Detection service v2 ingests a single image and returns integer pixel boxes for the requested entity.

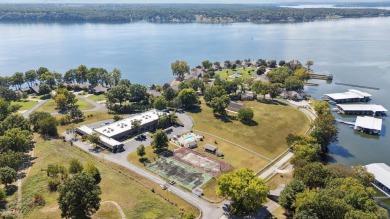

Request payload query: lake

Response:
[1,18,390,168]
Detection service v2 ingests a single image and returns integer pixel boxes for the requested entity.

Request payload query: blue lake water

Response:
[1,17,390,169]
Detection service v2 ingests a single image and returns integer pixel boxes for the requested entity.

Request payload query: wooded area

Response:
[0,4,389,23]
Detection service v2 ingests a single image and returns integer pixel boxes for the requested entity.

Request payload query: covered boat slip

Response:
[324,89,371,103]
[337,104,388,116]
[366,163,390,197]
[354,116,382,135]
[76,125,124,152]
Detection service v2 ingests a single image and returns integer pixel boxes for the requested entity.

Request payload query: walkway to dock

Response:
[335,82,380,90]
[336,119,355,126]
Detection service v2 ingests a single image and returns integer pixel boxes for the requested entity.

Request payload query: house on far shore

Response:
[23,86,40,95]
[241,92,255,101]
[280,90,306,101]
[147,89,162,97]
[226,101,244,113]
[90,85,110,94]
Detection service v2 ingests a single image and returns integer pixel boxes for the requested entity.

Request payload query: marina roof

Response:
[337,104,388,112]
[365,163,390,190]
[94,109,165,137]
[354,116,382,131]
[325,89,371,100]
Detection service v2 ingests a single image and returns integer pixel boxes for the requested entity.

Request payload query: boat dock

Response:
[304,82,319,86]
[335,82,380,90]
[309,73,333,80]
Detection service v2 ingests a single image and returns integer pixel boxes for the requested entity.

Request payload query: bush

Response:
[0,188,6,201]
[113,115,123,121]
[238,108,254,122]
[47,178,61,192]
[32,193,46,206]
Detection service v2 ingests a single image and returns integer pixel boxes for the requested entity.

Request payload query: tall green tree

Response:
[294,162,330,189]
[237,108,254,123]
[285,76,304,91]
[153,96,168,110]
[163,87,177,101]
[25,69,37,87]
[87,133,100,149]
[217,168,269,216]
[69,159,84,174]
[0,114,30,134]
[202,60,213,69]
[306,60,314,70]
[12,72,25,89]
[38,116,58,136]
[279,179,305,213]
[177,88,199,109]
[58,173,101,219]
[83,161,101,184]
[0,166,17,186]
[151,129,168,154]
[171,60,190,81]
[203,85,226,103]
[111,68,122,86]
[210,95,230,117]
[106,85,129,106]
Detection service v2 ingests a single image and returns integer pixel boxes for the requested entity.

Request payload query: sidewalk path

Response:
[22,99,48,118]
[101,201,126,219]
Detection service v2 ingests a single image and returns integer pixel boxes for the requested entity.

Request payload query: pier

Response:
[304,82,319,86]
[309,73,333,80]
[335,82,380,90]
[336,119,355,126]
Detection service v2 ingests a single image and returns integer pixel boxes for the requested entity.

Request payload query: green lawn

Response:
[217,66,258,80]
[11,99,39,111]
[37,98,95,113]
[87,94,107,102]
[21,135,197,219]
[187,101,310,159]
[56,111,115,134]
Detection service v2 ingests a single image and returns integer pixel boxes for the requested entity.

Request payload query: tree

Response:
[267,60,277,68]
[238,108,254,122]
[251,81,269,99]
[77,65,89,84]
[310,113,338,152]
[39,84,52,95]
[279,179,305,212]
[291,143,321,166]
[294,162,330,188]
[306,60,314,70]
[58,173,101,219]
[131,119,142,134]
[55,93,67,110]
[151,129,168,154]
[83,161,101,184]
[25,69,37,87]
[12,72,24,89]
[171,60,190,81]
[0,128,31,152]
[106,85,128,106]
[36,67,49,79]
[267,66,292,84]
[69,159,83,174]
[221,80,238,95]
[38,116,58,136]
[128,84,147,102]
[87,133,100,149]
[285,76,304,91]
[210,95,230,117]
[312,101,330,116]
[177,88,199,109]
[87,68,100,86]
[294,68,310,81]
[217,168,269,216]
[111,68,122,86]
[0,114,30,134]
[69,107,84,122]
[0,99,11,121]
[137,144,146,161]
[256,65,266,75]
[269,83,281,99]
[279,60,286,66]
[163,87,177,101]
[0,87,19,102]
[203,85,226,103]
[40,71,56,86]
[153,96,168,110]
[202,60,212,69]
[113,115,123,121]
[0,151,23,171]
[0,166,17,186]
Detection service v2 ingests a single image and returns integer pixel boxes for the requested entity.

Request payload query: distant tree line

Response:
[0,4,388,24]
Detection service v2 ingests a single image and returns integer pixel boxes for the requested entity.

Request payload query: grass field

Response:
[88,94,107,102]
[11,99,39,111]
[37,98,95,113]
[56,110,114,134]
[267,172,293,190]
[217,67,258,80]
[187,101,310,159]
[21,135,197,219]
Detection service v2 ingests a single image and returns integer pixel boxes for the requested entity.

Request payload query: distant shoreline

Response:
[0,4,389,24]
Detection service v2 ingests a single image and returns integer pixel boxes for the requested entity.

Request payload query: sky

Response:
[2,0,388,4]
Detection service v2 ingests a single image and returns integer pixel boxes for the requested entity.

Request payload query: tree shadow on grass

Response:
[240,120,258,126]
[214,114,234,123]
[258,99,288,106]
[139,158,151,165]
[5,185,17,196]
[185,105,202,114]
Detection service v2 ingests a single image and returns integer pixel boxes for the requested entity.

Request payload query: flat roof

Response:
[77,125,122,147]
[94,109,164,137]
[325,89,371,100]
[337,104,388,112]
[366,163,390,190]
[204,144,218,151]
[354,116,382,131]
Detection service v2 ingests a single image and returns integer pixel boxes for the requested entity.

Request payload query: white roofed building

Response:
[336,104,387,116]
[365,163,390,197]
[324,89,371,103]
[76,125,124,152]
[354,116,382,135]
